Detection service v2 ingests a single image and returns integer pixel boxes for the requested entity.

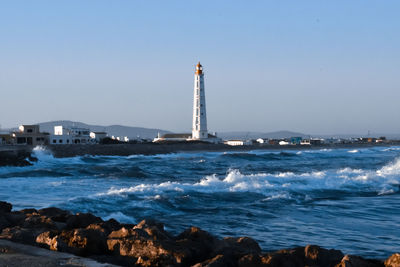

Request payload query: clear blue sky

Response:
[0,1,399,134]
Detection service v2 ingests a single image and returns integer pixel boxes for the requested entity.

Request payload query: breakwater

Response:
[46,142,393,158]
[0,146,35,166]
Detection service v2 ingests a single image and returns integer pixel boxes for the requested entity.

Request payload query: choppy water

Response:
[1,146,400,258]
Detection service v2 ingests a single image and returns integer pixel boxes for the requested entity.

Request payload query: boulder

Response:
[22,214,57,230]
[336,255,384,267]
[0,226,45,245]
[238,254,265,267]
[38,207,72,222]
[4,212,26,226]
[193,254,230,267]
[304,245,344,266]
[107,224,178,266]
[175,226,219,265]
[0,201,12,213]
[36,230,60,250]
[385,253,400,267]
[66,212,103,229]
[216,236,261,259]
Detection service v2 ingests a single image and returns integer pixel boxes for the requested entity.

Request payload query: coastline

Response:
[0,201,398,267]
[47,142,399,158]
[0,142,398,166]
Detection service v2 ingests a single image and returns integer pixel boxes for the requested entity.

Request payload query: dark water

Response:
[1,146,400,258]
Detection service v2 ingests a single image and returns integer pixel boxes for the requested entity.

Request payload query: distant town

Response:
[0,122,398,148]
[1,62,399,160]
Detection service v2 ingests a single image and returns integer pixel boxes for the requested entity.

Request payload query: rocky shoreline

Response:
[0,201,399,267]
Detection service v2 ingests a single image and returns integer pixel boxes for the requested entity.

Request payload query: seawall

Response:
[46,142,397,158]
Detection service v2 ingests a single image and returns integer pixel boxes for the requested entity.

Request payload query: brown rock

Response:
[0,226,45,245]
[304,245,344,266]
[107,224,179,266]
[0,216,11,231]
[336,255,384,267]
[193,254,230,267]
[216,236,261,260]
[22,214,57,230]
[0,201,12,213]
[66,212,103,229]
[57,228,108,256]
[19,208,38,216]
[134,219,171,241]
[385,253,400,267]
[4,212,26,226]
[35,230,59,250]
[38,207,71,222]
[175,226,219,265]
[238,254,265,267]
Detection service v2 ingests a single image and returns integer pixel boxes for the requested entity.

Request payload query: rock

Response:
[175,226,219,265]
[19,208,38,216]
[385,253,400,267]
[66,212,103,229]
[107,225,178,266]
[193,254,230,267]
[216,236,261,259]
[0,226,42,245]
[238,254,265,267]
[59,228,108,256]
[304,245,344,266]
[0,201,12,213]
[22,214,57,230]
[38,207,71,222]
[134,219,171,241]
[336,255,384,267]
[35,230,59,250]
[4,212,26,226]
[36,228,109,256]
[0,216,11,232]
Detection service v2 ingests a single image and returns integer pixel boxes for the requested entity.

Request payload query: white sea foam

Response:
[348,149,359,153]
[98,157,400,200]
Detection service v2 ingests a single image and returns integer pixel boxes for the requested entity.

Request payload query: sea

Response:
[1,146,399,258]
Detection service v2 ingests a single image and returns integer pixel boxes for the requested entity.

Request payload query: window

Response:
[27,129,33,133]
[53,140,56,144]
[59,140,63,143]
[67,140,70,143]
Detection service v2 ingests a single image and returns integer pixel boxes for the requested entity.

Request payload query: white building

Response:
[90,132,107,143]
[256,138,268,144]
[50,126,92,145]
[224,140,252,146]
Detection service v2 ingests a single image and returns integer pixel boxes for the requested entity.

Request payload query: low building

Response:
[90,132,108,143]
[256,138,268,144]
[290,137,302,145]
[0,132,13,145]
[279,140,290,146]
[224,140,252,146]
[153,133,193,142]
[300,139,311,145]
[50,126,92,145]
[153,133,221,143]
[12,125,49,146]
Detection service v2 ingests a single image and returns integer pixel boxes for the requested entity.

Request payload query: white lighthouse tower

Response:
[192,62,208,140]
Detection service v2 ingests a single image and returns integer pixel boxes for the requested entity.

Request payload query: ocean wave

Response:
[98,157,400,200]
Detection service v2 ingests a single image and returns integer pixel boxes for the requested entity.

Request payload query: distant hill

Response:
[218,131,309,140]
[38,120,170,140]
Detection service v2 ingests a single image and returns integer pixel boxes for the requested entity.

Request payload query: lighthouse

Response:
[192,62,208,140]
